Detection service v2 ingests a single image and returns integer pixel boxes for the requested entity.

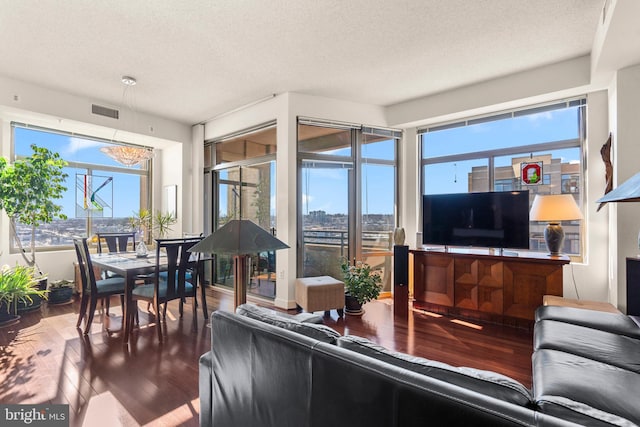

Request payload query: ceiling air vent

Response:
[92,104,119,119]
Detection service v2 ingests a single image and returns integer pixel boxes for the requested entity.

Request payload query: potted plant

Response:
[0,264,48,326]
[0,144,68,274]
[341,259,383,315]
[47,279,74,305]
[128,209,177,254]
[152,210,177,238]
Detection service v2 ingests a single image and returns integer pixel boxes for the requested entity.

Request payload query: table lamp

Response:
[529,194,583,256]
[189,219,289,308]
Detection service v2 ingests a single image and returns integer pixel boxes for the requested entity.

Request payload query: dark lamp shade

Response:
[188,219,289,255]
[596,171,640,204]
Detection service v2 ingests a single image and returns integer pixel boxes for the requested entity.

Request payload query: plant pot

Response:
[0,302,20,328]
[15,277,47,313]
[48,286,73,305]
[345,293,364,316]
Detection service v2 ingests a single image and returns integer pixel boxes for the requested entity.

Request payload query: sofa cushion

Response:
[534,320,640,373]
[337,335,532,407]
[235,303,340,344]
[535,305,640,339]
[533,349,640,426]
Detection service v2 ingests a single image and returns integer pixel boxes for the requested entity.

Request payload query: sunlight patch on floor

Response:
[411,308,443,318]
[450,319,484,330]
[142,397,199,426]
[83,391,134,427]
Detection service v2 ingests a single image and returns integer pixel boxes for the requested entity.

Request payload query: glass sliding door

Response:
[298,122,354,279]
[243,161,277,297]
[213,162,277,298]
[214,167,241,288]
[360,133,397,292]
[207,122,277,299]
[298,121,400,288]
[300,160,351,279]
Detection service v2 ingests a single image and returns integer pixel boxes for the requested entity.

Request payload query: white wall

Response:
[610,64,640,312]
[386,56,594,128]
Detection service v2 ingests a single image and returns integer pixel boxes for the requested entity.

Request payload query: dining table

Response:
[90,251,208,343]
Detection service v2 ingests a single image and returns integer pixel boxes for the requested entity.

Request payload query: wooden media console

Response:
[409,248,570,326]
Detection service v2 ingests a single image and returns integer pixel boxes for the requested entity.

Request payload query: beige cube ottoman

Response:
[295,276,345,317]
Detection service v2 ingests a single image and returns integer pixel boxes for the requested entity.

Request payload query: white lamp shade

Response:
[529,194,583,222]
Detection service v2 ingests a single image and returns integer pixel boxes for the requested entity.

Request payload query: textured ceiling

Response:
[0,0,603,125]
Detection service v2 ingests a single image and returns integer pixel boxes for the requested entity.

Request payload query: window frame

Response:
[9,122,152,253]
[419,99,586,260]
[296,118,401,279]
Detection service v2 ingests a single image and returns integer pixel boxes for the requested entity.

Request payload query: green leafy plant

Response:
[153,211,177,238]
[128,209,153,236]
[340,259,382,305]
[128,209,177,240]
[0,265,48,315]
[0,145,68,272]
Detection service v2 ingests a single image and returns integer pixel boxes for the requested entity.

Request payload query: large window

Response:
[297,119,400,292]
[11,124,151,251]
[420,99,585,257]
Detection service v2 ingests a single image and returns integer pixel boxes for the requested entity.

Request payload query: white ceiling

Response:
[0,0,604,125]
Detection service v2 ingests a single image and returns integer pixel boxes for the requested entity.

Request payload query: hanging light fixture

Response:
[100,75,154,167]
[100,145,153,166]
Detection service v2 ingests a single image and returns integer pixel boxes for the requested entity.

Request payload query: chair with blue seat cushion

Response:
[74,238,126,335]
[95,232,136,313]
[130,237,203,340]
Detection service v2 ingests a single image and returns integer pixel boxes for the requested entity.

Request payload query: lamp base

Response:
[233,255,249,308]
[544,223,565,256]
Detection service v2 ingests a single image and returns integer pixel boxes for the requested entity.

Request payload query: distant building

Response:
[469,155,581,254]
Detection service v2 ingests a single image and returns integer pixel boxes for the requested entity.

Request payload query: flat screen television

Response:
[422,191,530,249]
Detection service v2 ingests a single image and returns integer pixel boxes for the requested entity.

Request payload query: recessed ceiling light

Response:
[121,76,137,86]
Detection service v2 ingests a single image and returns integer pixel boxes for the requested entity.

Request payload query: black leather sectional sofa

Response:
[533,305,640,426]
[199,304,640,426]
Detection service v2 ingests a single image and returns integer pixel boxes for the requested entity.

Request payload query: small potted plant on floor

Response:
[0,264,48,326]
[341,259,382,315]
[47,279,74,305]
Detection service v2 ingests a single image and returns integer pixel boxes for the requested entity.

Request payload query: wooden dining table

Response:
[90,251,208,343]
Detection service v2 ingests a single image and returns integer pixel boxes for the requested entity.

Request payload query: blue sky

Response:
[423,107,581,195]
[301,137,396,216]
[14,127,143,218]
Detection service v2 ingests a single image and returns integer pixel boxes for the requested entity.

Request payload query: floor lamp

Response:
[189,219,289,309]
[596,171,640,204]
[597,171,640,251]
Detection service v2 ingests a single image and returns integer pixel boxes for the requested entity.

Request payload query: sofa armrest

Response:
[199,351,213,427]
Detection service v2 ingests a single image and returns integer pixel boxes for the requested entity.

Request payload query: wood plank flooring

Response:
[0,288,533,427]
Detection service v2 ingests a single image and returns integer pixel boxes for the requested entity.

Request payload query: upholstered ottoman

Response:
[295,276,344,317]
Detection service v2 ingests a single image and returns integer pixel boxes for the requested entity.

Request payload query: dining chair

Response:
[95,232,136,313]
[130,237,203,340]
[96,232,136,254]
[74,238,126,335]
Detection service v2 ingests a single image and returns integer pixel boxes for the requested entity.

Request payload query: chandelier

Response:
[100,145,153,167]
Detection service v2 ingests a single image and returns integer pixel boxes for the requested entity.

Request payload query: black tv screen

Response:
[422,191,530,249]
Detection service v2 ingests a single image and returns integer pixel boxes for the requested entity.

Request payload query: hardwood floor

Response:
[0,288,533,426]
